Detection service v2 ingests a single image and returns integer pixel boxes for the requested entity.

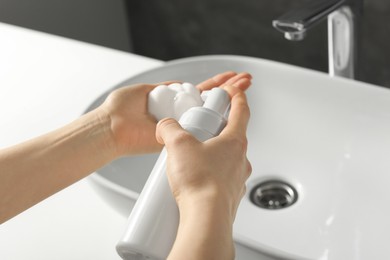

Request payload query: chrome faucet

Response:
[273,0,362,79]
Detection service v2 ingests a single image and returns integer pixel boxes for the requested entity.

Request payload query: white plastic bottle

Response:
[116,87,231,260]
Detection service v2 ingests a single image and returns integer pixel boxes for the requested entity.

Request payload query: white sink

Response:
[86,55,390,260]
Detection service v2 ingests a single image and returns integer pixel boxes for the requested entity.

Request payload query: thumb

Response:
[156,118,198,148]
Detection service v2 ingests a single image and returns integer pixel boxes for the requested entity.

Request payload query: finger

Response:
[196,71,237,91]
[230,78,252,91]
[154,80,182,86]
[221,83,244,98]
[221,78,251,97]
[220,72,252,91]
[221,86,250,138]
[156,118,199,148]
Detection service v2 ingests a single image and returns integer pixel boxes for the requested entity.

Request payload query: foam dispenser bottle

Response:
[116,87,231,260]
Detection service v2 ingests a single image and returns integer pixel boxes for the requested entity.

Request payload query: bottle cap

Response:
[202,88,230,115]
[202,88,230,116]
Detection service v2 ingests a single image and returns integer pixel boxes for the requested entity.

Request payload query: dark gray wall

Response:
[0,0,131,52]
[0,0,389,88]
[126,0,390,88]
[359,0,390,87]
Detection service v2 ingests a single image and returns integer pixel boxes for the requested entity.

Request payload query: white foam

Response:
[148,83,204,121]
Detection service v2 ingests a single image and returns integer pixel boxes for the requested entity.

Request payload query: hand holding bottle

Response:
[99,71,251,156]
[156,85,252,260]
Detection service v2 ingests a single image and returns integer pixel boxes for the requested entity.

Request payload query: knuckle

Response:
[246,159,252,178]
[246,103,251,119]
[236,94,250,117]
[242,136,249,150]
[243,185,247,196]
[228,135,248,154]
[240,102,251,119]
[158,117,176,127]
[240,185,247,199]
[171,131,192,146]
[156,118,180,144]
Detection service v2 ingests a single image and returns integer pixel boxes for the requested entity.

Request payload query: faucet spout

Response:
[273,0,346,41]
[272,0,357,79]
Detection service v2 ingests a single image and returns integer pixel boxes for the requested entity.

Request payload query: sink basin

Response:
[86,55,390,260]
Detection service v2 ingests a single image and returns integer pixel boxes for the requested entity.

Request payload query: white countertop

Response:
[0,22,163,260]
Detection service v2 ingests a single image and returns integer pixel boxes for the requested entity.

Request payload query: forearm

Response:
[0,108,116,223]
[168,194,235,260]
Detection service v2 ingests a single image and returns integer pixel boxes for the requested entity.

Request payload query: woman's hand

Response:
[156,85,251,260]
[99,71,251,157]
[157,84,251,221]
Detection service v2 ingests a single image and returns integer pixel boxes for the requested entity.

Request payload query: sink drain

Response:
[250,180,298,209]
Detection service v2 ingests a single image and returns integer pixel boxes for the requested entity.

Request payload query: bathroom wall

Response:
[0,0,131,52]
[125,0,390,88]
[0,0,389,88]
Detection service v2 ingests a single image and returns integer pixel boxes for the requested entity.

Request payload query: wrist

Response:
[176,185,239,222]
[169,193,235,260]
[179,193,234,227]
[90,107,120,159]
